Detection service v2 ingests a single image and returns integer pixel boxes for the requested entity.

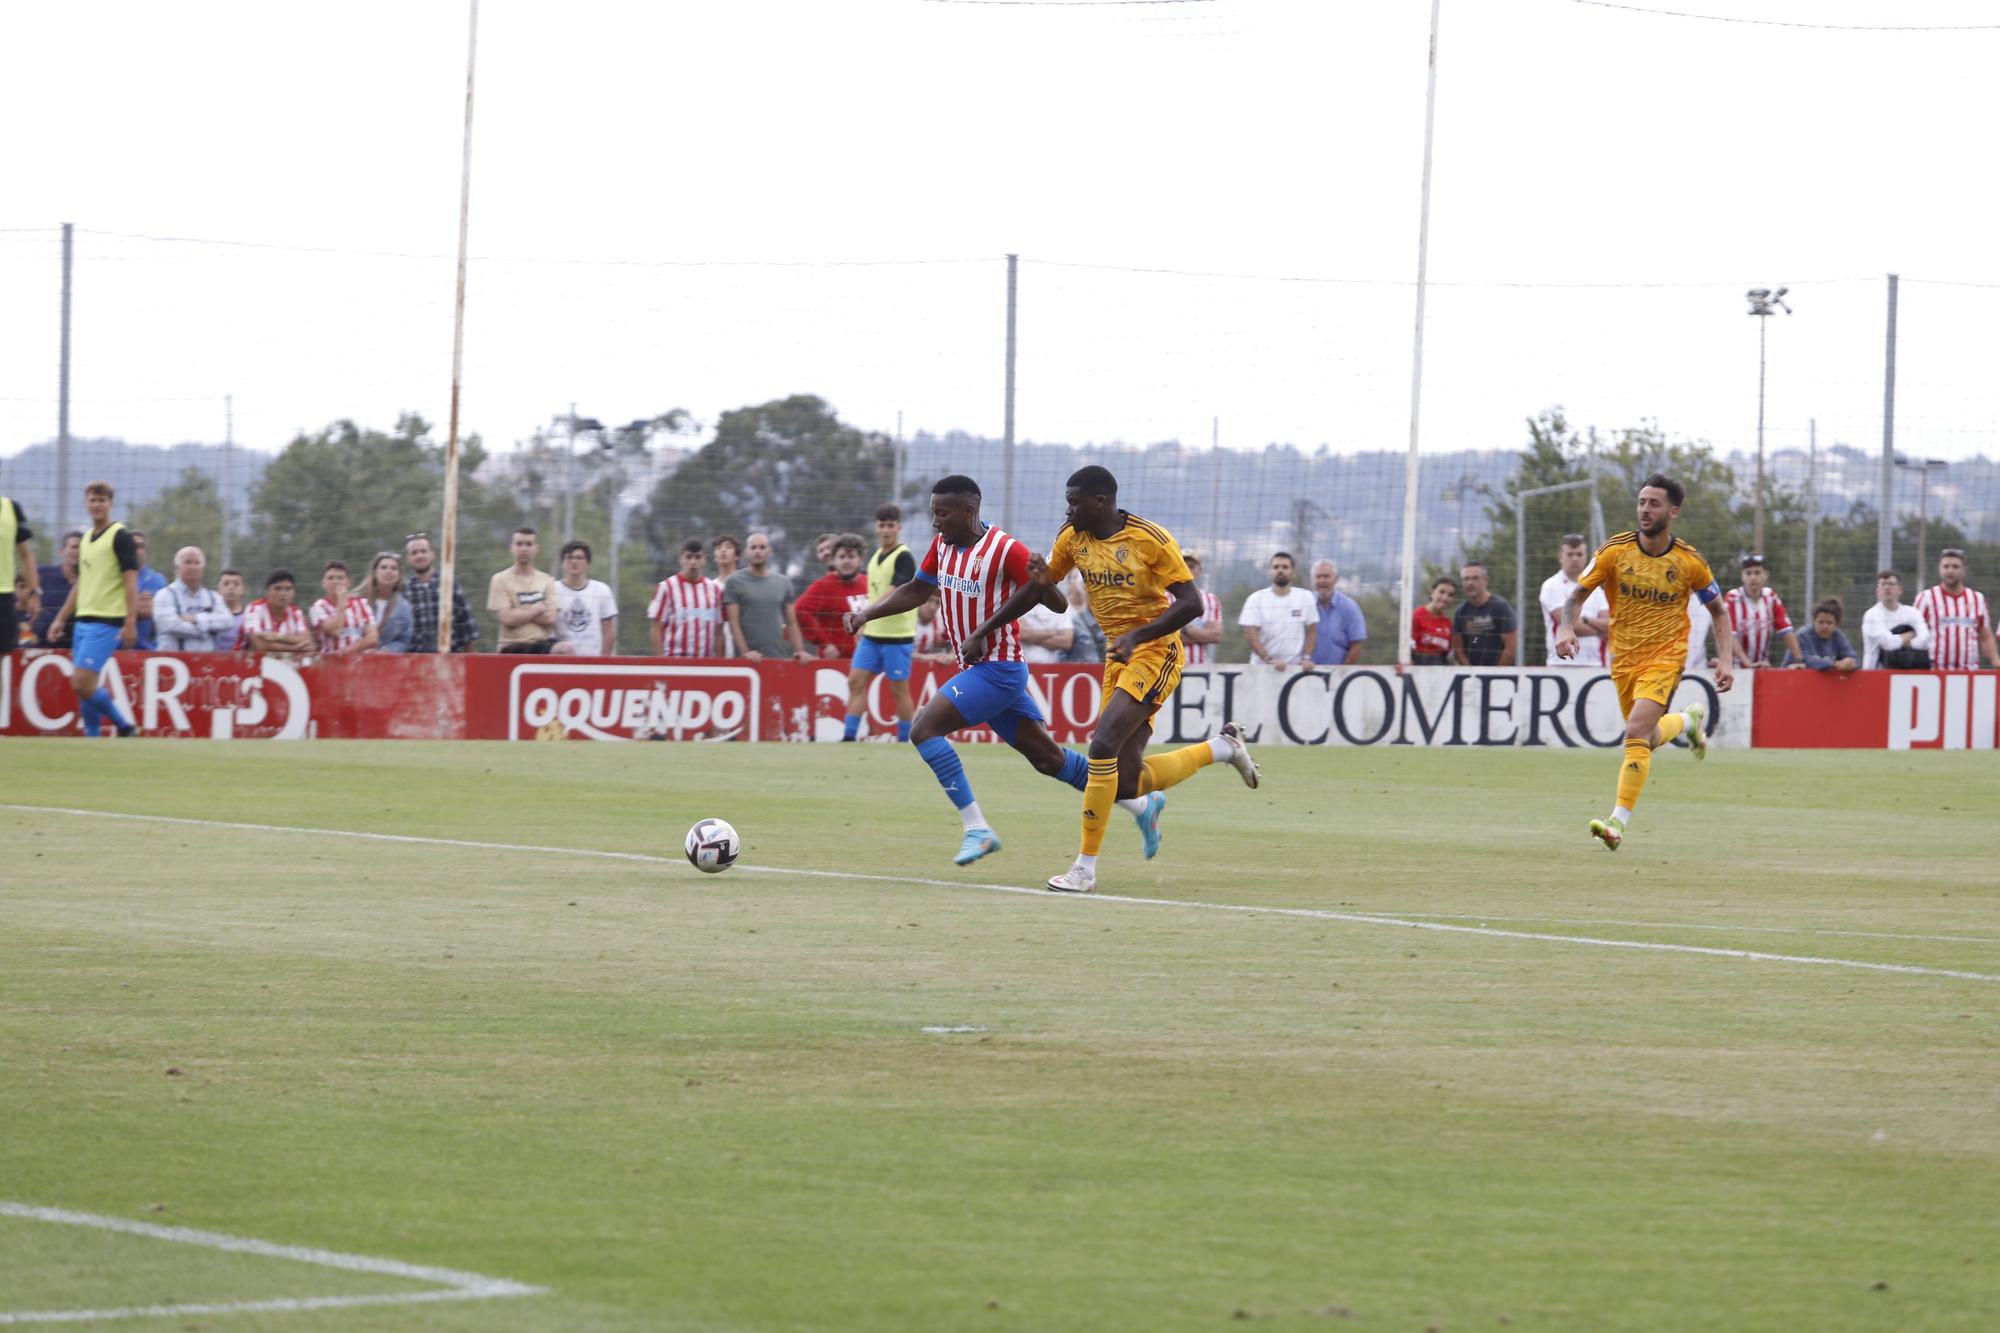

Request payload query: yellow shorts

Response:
[1102,637,1184,723]
[1611,655,1683,718]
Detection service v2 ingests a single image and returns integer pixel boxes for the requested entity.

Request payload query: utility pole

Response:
[1745,285,1792,555]
[1396,0,1442,669]
[1802,418,1816,612]
[1002,253,1018,533]
[221,393,234,567]
[1208,416,1222,558]
[57,222,73,534]
[893,409,904,507]
[434,0,480,653]
[1876,274,1899,573]
[563,401,577,541]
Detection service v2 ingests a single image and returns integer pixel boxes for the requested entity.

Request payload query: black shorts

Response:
[498,639,555,655]
[0,593,17,654]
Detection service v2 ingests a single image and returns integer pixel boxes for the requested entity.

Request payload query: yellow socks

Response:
[1137,742,1215,795]
[1616,737,1652,812]
[1653,712,1687,747]
[1081,758,1120,856]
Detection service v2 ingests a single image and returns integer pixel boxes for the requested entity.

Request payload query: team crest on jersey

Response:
[1665,566,1678,583]
[1114,545,1129,565]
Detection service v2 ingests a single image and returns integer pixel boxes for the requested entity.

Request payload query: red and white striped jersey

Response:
[919,525,1032,667]
[309,595,375,652]
[1914,584,1991,671]
[1184,588,1223,665]
[649,574,725,657]
[1724,587,1792,665]
[238,598,308,647]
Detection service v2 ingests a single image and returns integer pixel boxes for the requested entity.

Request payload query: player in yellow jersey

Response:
[963,465,1259,893]
[1555,472,1737,850]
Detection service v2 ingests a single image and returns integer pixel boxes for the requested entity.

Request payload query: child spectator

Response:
[240,570,314,653]
[311,560,378,654]
[1411,576,1456,665]
[1794,598,1857,675]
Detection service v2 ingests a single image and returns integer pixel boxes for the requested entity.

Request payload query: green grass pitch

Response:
[2,739,1996,1331]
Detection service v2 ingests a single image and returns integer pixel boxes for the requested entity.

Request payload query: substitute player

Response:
[843,504,919,742]
[1554,472,1735,850]
[966,465,1258,894]
[845,475,1158,866]
[45,480,139,737]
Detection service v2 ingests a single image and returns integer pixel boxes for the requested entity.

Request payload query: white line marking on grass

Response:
[0,1202,543,1325]
[8,803,1998,986]
[1347,912,2000,947]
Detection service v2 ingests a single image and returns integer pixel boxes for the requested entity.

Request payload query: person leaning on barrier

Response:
[1861,570,1932,670]
[1308,559,1366,666]
[216,568,248,650]
[1451,561,1517,667]
[152,546,237,652]
[1794,598,1858,675]
[1238,552,1315,669]
[1913,548,1998,671]
[402,531,480,653]
[239,569,314,654]
[488,527,560,655]
[1411,576,1456,665]
[355,551,415,653]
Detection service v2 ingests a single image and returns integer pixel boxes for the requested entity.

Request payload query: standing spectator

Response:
[355,552,415,653]
[127,529,168,650]
[846,504,920,742]
[797,532,839,599]
[1914,548,1998,670]
[1794,598,1858,674]
[796,533,870,659]
[403,531,479,653]
[1539,535,1609,667]
[1723,553,1800,669]
[1861,570,1933,670]
[153,546,236,652]
[1411,576,1457,665]
[1451,561,1517,667]
[1018,589,1076,664]
[913,595,951,662]
[311,560,378,654]
[216,568,248,651]
[1238,552,1316,668]
[552,539,618,656]
[1308,559,1367,666]
[1180,552,1224,665]
[724,532,809,662]
[32,529,81,647]
[711,534,741,656]
[0,492,37,656]
[240,570,314,653]
[650,540,726,658]
[488,527,560,655]
[1061,574,1107,664]
[45,482,139,736]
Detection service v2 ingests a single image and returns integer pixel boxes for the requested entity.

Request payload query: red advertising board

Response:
[1751,669,1999,749]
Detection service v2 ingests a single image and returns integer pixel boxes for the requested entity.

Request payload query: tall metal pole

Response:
[1917,466,1930,581]
[1396,0,1442,670]
[1208,416,1222,557]
[1002,253,1018,533]
[893,408,904,506]
[562,401,576,541]
[220,393,234,568]
[1753,313,1767,554]
[57,222,73,535]
[1803,418,1816,613]
[1876,273,1898,573]
[435,0,480,653]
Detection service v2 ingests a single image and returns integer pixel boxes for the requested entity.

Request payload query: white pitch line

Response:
[1348,911,2000,947]
[0,1202,542,1325]
[6,803,1998,985]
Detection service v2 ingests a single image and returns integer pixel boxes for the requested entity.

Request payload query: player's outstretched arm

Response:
[843,578,929,637]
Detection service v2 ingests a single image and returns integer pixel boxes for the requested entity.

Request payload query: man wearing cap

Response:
[1722,553,1800,669]
[1539,535,1609,667]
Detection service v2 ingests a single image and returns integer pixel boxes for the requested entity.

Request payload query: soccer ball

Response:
[683,818,741,874]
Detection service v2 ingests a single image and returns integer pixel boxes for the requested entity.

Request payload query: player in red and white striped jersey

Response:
[1722,553,1799,668]
[309,560,378,653]
[237,569,313,652]
[648,539,726,658]
[844,475,1150,866]
[1913,549,1999,671]
[1180,552,1224,666]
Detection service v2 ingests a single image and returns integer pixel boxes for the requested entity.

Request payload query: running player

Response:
[844,475,1158,866]
[44,480,139,737]
[1554,472,1735,850]
[965,465,1258,894]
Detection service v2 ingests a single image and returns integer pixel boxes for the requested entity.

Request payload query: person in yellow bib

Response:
[966,465,1259,894]
[1555,472,1737,849]
[844,503,919,742]
[0,491,40,655]
[45,480,139,737]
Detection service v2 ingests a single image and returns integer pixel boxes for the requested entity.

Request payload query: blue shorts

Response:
[72,621,124,674]
[938,660,1045,745]
[852,637,913,681]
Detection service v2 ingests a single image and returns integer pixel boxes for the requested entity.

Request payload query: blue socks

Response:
[77,688,131,736]
[79,692,100,735]
[896,719,911,742]
[843,714,861,741]
[1057,747,1089,791]
[915,736,975,810]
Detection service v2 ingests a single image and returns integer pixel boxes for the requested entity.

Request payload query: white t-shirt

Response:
[1019,602,1075,665]
[553,578,617,652]
[1861,601,1932,669]
[1238,586,1313,662]
[1539,569,1609,667]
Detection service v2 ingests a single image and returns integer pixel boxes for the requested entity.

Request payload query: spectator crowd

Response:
[7,486,1997,675]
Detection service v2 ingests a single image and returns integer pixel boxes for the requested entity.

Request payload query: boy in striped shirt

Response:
[1722,553,1799,669]
[1913,549,1998,671]
[649,540,726,658]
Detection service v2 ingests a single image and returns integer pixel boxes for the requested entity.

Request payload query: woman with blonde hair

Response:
[356,550,415,652]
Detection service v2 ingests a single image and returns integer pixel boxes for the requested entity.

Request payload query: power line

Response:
[69,229,995,268]
[1023,257,1883,290]
[1569,0,2000,31]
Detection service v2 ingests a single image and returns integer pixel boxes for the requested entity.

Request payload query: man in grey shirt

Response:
[723,532,809,661]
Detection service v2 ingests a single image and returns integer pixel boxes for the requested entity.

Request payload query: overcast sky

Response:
[3,0,1997,468]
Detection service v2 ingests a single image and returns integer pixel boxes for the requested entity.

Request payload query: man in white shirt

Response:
[1861,569,1934,669]
[552,539,618,655]
[1238,551,1315,668]
[1538,534,1609,667]
[153,545,237,652]
[1018,597,1075,664]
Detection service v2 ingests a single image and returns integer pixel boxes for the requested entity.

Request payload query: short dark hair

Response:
[560,540,591,562]
[219,567,241,579]
[265,569,295,588]
[1640,472,1686,507]
[932,474,981,499]
[1813,597,1843,622]
[711,534,739,554]
[84,480,114,500]
[1271,551,1295,565]
[681,538,705,557]
[1560,533,1587,548]
[1432,575,1459,592]
[62,529,83,546]
[834,532,867,556]
[323,560,348,575]
[875,503,901,523]
[1877,569,1900,582]
[512,526,537,540]
[1066,465,1117,498]
[1461,561,1487,575]
[815,531,837,552]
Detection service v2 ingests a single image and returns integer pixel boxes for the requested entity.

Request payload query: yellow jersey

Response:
[1577,531,1720,667]
[1044,512,1194,643]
